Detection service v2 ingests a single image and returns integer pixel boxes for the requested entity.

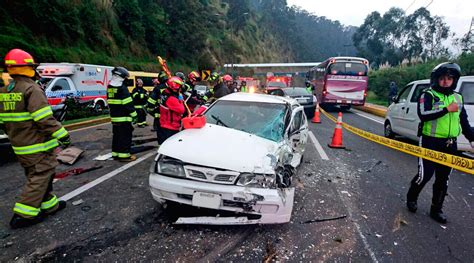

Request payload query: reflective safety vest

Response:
[306,86,312,93]
[131,86,148,108]
[107,83,137,122]
[241,86,247,92]
[422,89,463,138]
[0,76,68,155]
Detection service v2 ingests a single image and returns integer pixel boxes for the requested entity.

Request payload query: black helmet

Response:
[305,80,311,86]
[158,71,168,83]
[209,72,219,82]
[430,62,461,90]
[241,80,247,85]
[175,71,186,82]
[112,67,130,79]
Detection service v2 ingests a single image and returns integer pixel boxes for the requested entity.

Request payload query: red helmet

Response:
[188,71,201,82]
[223,74,233,82]
[166,76,184,91]
[4,49,38,67]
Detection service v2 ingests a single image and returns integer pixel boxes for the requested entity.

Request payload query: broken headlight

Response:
[236,173,276,188]
[156,156,186,178]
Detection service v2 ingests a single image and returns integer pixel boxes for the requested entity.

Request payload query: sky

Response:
[287,0,473,40]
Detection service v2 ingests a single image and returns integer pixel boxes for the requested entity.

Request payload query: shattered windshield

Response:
[204,100,287,142]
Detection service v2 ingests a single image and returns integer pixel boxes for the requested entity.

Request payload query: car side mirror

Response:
[391,96,398,103]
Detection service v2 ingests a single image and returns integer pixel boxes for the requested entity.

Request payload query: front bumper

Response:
[149,172,295,224]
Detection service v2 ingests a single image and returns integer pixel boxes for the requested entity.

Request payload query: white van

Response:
[37,63,113,111]
[384,76,474,153]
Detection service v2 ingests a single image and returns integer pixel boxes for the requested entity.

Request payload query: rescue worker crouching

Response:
[107,67,138,162]
[159,76,186,144]
[406,62,474,224]
[0,49,69,229]
[131,78,148,128]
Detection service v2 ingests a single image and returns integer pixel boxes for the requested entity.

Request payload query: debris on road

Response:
[72,199,84,206]
[301,215,347,224]
[262,242,277,263]
[440,225,447,230]
[366,160,382,172]
[55,165,103,179]
[333,237,343,243]
[361,214,368,219]
[375,234,382,238]
[340,190,351,197]
[94,153,113,161]
[56,147,84,165]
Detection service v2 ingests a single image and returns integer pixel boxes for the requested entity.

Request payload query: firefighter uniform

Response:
[131,82,148,127]
[0,49,69,228]
[107,67,137,161]
[406,62,474,224]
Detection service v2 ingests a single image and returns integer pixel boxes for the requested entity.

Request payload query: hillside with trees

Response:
[0,0,356,71]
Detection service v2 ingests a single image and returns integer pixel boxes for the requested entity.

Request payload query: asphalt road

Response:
[0,112,472,262]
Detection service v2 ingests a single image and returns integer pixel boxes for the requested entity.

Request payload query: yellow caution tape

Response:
[320,108,474,175]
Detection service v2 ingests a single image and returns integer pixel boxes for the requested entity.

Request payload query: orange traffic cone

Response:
[328,112,345,149]
[311,103,321,123]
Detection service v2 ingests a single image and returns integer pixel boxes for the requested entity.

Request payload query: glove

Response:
[58,135,71,148]
[178,94,184,101]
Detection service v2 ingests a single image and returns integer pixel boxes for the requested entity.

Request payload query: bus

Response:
[306,56,369,110]
[126,71,159,93]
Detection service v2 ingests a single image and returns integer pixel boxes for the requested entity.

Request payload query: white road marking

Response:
[351,109,384,125]
[60,151,156,201]
[68,122,109,133]
[309,131,329,160]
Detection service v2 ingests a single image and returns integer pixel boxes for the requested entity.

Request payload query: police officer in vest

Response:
[1,49,69,228]
[107,67,137,162]
[406,62,474,223]
[305,80,314,94]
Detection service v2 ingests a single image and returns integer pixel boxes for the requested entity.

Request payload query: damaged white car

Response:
[149,93,308,224]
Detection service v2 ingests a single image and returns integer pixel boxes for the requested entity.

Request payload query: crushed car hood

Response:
[158,124,281,173]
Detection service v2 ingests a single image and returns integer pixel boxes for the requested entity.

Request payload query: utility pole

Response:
[461,17,474,52]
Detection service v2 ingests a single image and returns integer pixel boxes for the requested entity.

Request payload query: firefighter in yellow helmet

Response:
[0,49,70,229]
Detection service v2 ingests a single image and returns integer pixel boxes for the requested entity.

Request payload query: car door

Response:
[389,84,412,134]
[400,83,430,140]
[287,107,306,167]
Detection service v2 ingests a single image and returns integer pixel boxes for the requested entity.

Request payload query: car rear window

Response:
[328,62,368,76]
[284,88,310,96]
[460,82,474,105]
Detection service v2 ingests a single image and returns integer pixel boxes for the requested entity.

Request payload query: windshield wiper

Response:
[211,115,229,127]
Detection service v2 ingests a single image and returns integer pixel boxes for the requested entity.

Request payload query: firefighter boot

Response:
[430,189,447,224]
[118,154,137,162]
[45,200,67,216]
[10,213,45,229]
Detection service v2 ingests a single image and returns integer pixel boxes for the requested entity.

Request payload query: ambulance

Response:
[37,63,113,111]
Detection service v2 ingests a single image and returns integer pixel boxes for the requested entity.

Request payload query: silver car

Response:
[384,76,474,153]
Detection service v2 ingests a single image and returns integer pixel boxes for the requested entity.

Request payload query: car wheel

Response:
[94,101,106,114]
[384,121,396,138]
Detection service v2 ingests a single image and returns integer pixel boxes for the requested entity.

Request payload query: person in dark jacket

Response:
[147,72,168,142]
[131,78,148,127]
[159,76,186,144]
[406,62,474,224]
[107,67,137,162]
[207,72,229,102]
[388,81,398,106]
